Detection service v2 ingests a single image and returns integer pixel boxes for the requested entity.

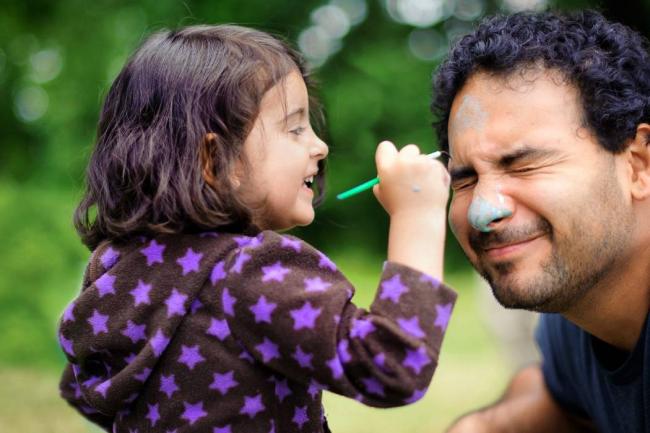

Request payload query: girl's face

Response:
[240,70,328,231]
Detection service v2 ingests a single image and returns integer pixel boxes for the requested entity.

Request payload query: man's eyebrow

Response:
[449,147,559,182]
[449,165,477,183]
[497,146,557,168]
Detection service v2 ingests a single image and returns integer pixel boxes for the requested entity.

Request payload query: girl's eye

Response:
[290,126,306,136]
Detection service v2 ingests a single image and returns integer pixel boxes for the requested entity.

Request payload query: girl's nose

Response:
[467,183,513,232]
[311,136,329,159]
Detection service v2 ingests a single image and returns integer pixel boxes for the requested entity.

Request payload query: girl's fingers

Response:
[375,140,398,171]
[399,144,420,157]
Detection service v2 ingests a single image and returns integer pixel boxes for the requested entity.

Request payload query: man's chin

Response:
[480,267,556,311]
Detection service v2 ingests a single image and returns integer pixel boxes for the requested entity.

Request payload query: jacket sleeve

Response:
[219,230,457,407]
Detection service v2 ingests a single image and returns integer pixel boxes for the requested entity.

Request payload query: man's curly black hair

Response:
[432,10,650,154]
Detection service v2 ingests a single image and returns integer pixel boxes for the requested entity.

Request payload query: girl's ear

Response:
[626,123,650,200]
[200,133,220,189]
[201,132,243,190]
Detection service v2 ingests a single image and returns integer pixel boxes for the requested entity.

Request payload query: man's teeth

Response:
[304,176,314,185]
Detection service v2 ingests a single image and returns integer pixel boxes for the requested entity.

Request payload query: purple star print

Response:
[419,273,440,287]
[95,273,116,297]
[210,371,238,395]
[100,246,120,269]
[293,345,313,369]
[62,302,75,323]
[362,377,385,397]
[165,288,188,318]
[130,280,152,306]
[350,318,375,339]
[181,401,207,425]
[292,406,309,428]
[134,367,152,382]
[213,426,232,433]
[290,302,322,330]
[179,345,205,370]
[146,403,160,427]
[261,262,291,283]
[190,298,203,314]
[405,387,428,404]
[88,309,109,335]
[177,248,203,275]
[327,356,343,379]
[150,329,170,357]
[255,337,280,363]
[304,276,331,293]
[121,320,147,343]
[337,339,351,363]
[160,374,179,398]
[211,260,227,285]
[250,295,277,324]
[222,288,236,316]
[234,235,261,248]
[95,379,111,398]
[82,375,100,388]
[318,252,337,271]
[380,274,408,303]
[207,318,230,341]
[398,316,425,339]
[403,346,431,374]
[281,236,302,252]
[240,394,265,418]
[239,343,255,363]
[141,240,165,266]
[434,303,452,330]
[273,377,292,402]
[307,379,324,398]
[231,251,251,273]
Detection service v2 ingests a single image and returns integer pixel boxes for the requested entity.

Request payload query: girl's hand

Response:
[372,141,450,218]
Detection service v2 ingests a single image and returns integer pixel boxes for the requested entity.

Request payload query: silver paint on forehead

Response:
[452,95,488,134]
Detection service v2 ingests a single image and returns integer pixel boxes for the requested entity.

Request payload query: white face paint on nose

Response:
[467,189,512,232]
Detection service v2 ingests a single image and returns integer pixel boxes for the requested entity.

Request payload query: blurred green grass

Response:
[0,181,510,432]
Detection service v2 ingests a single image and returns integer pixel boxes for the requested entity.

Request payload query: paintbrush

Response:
[336,150,444,200]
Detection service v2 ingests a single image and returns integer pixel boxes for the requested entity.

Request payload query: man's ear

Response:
[626,123,650,200]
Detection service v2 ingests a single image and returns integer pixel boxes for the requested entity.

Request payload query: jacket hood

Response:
[58,233,229,420]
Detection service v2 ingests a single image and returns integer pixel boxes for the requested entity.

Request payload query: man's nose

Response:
[467,182,513,232]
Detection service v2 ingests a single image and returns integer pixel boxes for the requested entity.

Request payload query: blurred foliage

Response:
[1,0,649,369]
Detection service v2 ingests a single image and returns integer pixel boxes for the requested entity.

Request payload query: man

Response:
[431,10,650,433]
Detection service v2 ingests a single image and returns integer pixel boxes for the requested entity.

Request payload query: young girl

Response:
[58,25,456,433]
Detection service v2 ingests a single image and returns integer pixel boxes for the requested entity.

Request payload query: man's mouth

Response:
[477,234,546,262]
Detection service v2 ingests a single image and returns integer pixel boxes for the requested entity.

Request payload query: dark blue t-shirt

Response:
[536,312,650,432]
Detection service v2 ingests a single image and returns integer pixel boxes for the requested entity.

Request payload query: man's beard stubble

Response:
[469,209,630,314]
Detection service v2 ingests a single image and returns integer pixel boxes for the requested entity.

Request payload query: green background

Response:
[1,0,648,431]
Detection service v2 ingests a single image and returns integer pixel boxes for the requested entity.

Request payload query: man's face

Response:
[447,70,635,313]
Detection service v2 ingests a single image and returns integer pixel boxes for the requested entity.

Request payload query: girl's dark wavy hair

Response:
[75,25,327,250]
[432,10,650,153]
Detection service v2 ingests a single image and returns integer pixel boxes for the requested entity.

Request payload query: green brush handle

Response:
[336,151,442,200]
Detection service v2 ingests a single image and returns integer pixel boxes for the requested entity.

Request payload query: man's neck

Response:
[564,245,650,352]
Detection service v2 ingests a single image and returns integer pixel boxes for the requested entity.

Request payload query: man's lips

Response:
[481,234,545,258]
